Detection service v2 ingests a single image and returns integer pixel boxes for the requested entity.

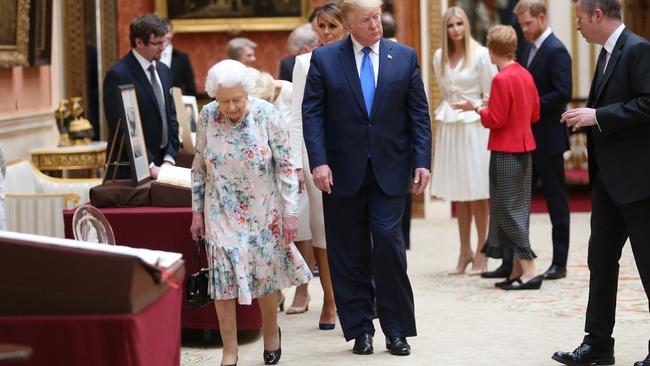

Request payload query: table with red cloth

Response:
[63,206,262,330]
[0,287,181,366]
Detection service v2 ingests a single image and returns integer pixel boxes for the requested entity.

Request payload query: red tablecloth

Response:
[63,206,262,330]
[0,287,182,366]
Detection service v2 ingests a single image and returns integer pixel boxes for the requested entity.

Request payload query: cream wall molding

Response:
[0,112,55,138]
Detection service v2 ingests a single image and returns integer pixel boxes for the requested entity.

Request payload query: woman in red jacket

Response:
[454,25,542,290]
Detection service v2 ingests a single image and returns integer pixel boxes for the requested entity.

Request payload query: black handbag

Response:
[185,237,212,309]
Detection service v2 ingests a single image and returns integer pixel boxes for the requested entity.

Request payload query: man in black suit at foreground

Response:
[554,0,650,365]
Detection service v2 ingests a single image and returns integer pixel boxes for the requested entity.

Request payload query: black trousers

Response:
[532,152,571,266]
[584,175,650,350]
[323,164,416,341]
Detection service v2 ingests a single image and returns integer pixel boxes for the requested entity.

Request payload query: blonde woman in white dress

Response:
[287,3,345,329]
[430,6,496,275]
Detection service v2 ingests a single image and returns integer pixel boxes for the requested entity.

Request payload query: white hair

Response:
[287,23,318,54]
[247,67,275,102]
[204,59,255,98]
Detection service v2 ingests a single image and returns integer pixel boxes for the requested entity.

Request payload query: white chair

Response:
[4,159,102,238]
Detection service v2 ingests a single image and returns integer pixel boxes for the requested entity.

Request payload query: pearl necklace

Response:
[221,111,248,128]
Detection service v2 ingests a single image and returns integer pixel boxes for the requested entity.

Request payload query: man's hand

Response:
[190,212,205,241]
[282,214,298,244]
[412,168,431,195]
[297,169,306,193]
[150,165,160,179]
[561,108,597,132]
[312,164,333,194]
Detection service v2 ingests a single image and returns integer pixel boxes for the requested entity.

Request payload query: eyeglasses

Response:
[146,40,165,47]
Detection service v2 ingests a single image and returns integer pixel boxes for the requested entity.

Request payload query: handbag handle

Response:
[191,236,206,271]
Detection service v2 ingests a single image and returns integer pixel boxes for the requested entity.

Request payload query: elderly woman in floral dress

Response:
[190,59,312,366]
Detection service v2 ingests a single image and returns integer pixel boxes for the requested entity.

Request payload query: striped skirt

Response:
[483,151,536,260]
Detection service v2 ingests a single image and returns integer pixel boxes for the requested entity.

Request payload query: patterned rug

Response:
[424,244,649,325]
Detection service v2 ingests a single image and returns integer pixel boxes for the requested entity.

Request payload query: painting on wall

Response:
[155,0,311,32]
[29,0,52,66]
[450,0,528,59]
[0,0,30,68]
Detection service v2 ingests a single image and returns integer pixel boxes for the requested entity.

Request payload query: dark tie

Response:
[148,64,168,149]
[595,48,608,89]
[360,47,375,117]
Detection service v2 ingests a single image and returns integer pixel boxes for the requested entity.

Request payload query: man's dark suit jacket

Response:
[278,55,296,82]
[103,51,180,173]
[520,33,571,155]
[587,28,650,204]
[171,48,197,96]
[302,36,432,197]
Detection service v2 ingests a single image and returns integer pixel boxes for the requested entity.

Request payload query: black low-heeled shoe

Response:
[502,275,543,290]
[221,358,237,366]
[263,328,282,365]
[495,276,521,288]
[319,323,335,330]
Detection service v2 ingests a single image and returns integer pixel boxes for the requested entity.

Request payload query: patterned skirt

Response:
[483,151,536,260]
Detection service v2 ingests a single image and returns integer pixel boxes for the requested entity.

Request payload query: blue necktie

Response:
[360,47,375,117]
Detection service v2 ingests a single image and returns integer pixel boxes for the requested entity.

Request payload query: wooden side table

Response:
[29,141,107,178]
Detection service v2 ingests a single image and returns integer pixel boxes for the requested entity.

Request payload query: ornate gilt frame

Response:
[0,0,30,68]
[155,0,311,33]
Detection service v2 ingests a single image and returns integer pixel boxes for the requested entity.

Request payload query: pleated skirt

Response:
[430,121,490,202]
[483,151,536,260]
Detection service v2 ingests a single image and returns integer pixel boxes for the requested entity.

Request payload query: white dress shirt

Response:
[350,36,379,86]
[160,44,173,68]
[528,27,552,66]
[131,49,175,166]
[602,24,626,73]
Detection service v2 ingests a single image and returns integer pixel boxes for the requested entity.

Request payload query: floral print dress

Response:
[191,97,312,305]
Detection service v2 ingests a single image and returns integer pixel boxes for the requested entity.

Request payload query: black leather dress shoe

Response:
[543,265,567,280]
[480,265,512,279]
[385,336,411,356]
[502,275,542,290]
[634,354,650,366]
[352,333,373,355]
[552,343,614,365]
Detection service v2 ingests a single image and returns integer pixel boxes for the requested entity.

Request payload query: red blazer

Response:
[478,62,540,153]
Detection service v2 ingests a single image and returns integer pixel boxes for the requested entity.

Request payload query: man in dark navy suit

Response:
[302,0,431,357]
[554,1,650,365]
[515,0,572,280]
[103,14,180,179]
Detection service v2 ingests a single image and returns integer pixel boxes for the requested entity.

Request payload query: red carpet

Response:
[532,168,591,213]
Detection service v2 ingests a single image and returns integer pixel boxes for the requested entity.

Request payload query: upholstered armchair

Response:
[3,160,102,237]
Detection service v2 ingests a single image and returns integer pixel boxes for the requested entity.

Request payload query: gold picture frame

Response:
[155,0,311,33]
[0,0,31,68]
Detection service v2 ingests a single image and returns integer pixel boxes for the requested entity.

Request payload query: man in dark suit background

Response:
[279,23,319,82]
[515,0,572,280]
[161,21,197,96]
[103,14,180,179]
[554,1,650,365]
[302,0,431,357]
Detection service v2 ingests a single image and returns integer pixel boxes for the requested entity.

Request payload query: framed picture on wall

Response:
[0,0,30,68]
[119,84,150,184]
[155,0,311,32]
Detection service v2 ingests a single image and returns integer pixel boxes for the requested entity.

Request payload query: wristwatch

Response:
[475,106,481,114]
